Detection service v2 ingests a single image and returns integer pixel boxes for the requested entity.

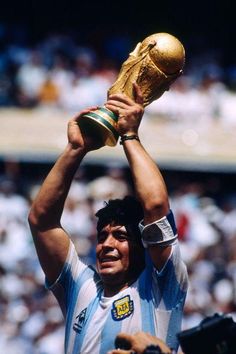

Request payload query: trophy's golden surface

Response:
[108,32,185,107]
[80,32,185,146]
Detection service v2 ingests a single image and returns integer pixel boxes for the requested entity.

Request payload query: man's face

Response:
[96,224,131,286]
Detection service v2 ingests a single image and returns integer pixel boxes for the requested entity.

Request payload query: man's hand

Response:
[105,82,144,137]
[67,107,103,152]
[107,331,172,354]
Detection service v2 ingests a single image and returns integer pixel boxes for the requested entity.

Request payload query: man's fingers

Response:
[108,93,134,106]
[72,106,99,121]
[115,332,134,347]
[105,100,128,109]
[105,103,121,117]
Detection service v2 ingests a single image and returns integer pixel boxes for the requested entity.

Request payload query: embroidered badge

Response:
[73,308,87,333]
[111,295,134,321]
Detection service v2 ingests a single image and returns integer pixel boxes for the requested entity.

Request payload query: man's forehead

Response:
[100,223,127,233]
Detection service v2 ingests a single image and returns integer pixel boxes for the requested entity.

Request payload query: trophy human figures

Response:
[78,32,185,146]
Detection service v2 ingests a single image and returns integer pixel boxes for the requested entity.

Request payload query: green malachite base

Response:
[79,107,119,146]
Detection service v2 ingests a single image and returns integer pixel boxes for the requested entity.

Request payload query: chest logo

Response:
[111,295,134,321]
[73,308,87,333]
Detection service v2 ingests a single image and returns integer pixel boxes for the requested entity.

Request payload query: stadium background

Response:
[0,1,236,353]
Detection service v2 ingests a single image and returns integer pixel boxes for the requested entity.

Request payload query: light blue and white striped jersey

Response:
[47,240,188,354]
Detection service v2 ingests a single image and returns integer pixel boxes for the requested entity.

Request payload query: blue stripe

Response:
[165,301,185,351]
[139,254,156,335]
[167,209,177,235]
[155,259,186,310]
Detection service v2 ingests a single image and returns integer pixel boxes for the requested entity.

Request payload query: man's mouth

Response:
[99,255,119,263]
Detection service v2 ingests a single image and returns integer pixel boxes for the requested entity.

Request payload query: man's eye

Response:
[97,234,106,243]
[115,234,128,241]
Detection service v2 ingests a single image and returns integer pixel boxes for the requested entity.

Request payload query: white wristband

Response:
[138,210,178,248]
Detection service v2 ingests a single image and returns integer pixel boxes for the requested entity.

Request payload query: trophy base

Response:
[79,107,119,147]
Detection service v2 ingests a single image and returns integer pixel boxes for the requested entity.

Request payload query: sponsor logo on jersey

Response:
[73,308,87,333]
[111,295,134,321]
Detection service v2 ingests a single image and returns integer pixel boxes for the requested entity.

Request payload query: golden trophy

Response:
[78,32,185,146]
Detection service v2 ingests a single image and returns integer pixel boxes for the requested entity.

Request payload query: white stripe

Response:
[154,308,171,343]
[80,303,111,354]
[120,281,142,334]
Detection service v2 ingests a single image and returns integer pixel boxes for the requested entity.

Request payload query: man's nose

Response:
[102,234,116,248]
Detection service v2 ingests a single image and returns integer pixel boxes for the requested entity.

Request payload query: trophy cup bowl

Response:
[78,32,185,146]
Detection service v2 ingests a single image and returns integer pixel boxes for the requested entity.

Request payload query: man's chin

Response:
[97,260,117,273]
[99,267,116,278]
[99,267,121,282]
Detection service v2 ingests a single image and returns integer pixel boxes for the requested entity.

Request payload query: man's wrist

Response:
[65,143,87,157]
[120,134,140,145]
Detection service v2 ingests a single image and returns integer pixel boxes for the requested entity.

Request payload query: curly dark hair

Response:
[95,195,144,246]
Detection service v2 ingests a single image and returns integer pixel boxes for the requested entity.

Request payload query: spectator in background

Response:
[16,51,47,107]
[37,75,59,107]
[87,165,131,213]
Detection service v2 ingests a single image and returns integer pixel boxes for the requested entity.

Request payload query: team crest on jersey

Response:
[73,308,87,333]
[111,295,134,321]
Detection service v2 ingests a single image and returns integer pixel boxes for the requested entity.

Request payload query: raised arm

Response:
[28,107,102,284]
[105,84,173,269]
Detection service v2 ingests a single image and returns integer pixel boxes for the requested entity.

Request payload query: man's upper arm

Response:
[30,224,70,284]
[147,244,173,271]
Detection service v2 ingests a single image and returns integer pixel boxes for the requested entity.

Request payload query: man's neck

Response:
[103,281,130,297]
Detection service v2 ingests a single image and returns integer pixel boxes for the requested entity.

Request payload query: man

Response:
[28,83,188,354]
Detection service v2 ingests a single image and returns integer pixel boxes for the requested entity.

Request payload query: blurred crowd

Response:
[0,24,236,126]
[0,160,236,353]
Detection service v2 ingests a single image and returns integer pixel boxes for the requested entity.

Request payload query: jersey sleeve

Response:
[152,241,188,308]
[45,240,101,316]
